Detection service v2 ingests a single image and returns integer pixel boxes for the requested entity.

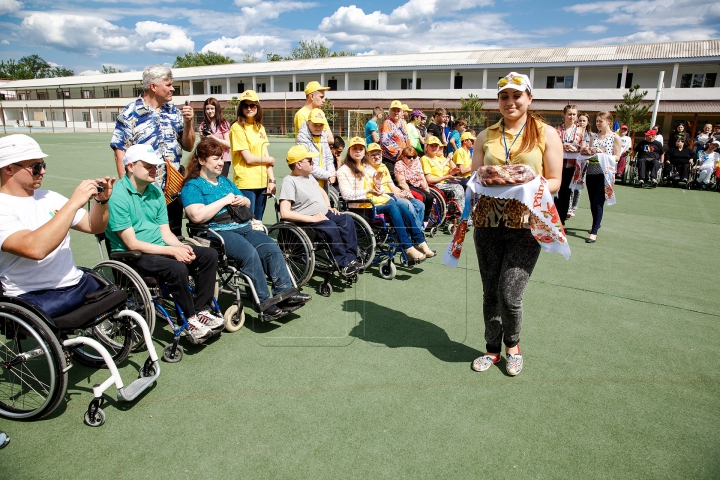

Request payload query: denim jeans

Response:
[240,188,269,222]
[394,196,425,230]
[376,198,425,249]
[217,225,293,303]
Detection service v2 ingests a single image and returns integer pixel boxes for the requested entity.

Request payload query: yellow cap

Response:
[347,136,366,149]
[401,103,411,112]
[426,135,446,146]
[240,90,259,102]
[367,142,382,152]
[305,81,330,95]
[286,145,319,165]
[308,108,326,124]
[460,132,476,141]
[389,100,403,110]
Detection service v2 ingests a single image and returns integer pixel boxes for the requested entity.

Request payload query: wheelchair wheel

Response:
[328,188,340,210]
[223,304,245,332]
[427,188,447,229]
[379,259,396,280]
[0,301,68,420]
[68,316,133,368]
[93,261,155,352]
[344,211,376,271]
[267,222,315,287]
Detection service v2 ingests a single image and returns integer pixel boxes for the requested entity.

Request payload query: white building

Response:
[1,39,719,140]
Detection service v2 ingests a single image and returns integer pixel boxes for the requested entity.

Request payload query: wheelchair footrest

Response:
[258,287,299,312]
[117,360,160,402]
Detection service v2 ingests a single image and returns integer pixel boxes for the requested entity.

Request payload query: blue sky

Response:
[1,0,718,75]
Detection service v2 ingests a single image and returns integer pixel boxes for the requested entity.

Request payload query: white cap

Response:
[124,144,164,166]
[497,72,532,94]
[0,134,48,169]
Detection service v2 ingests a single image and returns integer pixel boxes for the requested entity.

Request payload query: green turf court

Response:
[1,132,719,479]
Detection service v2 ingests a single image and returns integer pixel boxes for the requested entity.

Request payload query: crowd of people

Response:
[1,64,718,389]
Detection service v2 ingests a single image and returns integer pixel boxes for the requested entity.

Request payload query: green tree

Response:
[242,52,259,63]
[459,93,486,131]
[321,98,338,126]
[0,55,74,79]
[614,84,651,136]
[224,96,240,123]
[173,51,236,68]
[266,40,355,62]
[102,65,123,74]
[266,53,284,62]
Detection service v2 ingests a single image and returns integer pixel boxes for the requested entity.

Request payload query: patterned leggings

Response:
[474,227,541,352]
[436,182,465,214]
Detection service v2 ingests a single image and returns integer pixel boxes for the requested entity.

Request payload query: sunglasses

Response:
[13,161,46,175]
[405,155,418,159]
[242,103,259,109]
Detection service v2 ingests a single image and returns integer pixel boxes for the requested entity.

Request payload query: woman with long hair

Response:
[581,111,621,243]
[568,111,592,217]
[336,137,430,263]
[229,90,275,221]
[180,138,310,320]
[555,104,583,223]
[199,97,231,176]
[470,72,563,376]
[394,146,434,225]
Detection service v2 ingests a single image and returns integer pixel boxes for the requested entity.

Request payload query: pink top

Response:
[200,120,231,163]
[394,157,425,187]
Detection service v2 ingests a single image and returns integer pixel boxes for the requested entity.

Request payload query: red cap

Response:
[620,124,628,130]
[644,129,657,136]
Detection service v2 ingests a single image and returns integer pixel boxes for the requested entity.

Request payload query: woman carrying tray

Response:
[469,72,563,376]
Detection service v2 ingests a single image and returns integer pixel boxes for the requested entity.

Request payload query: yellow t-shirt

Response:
[363,164,391,206]
[453,148,472,178]
[482,120,545,176]
[230,121,270,189]
[421,154,450,182]
[293,106,330,137]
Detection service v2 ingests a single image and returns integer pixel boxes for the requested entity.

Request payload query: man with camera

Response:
[110,64,195,235]
[0,134,114,318]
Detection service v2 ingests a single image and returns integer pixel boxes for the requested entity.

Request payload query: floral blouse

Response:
[394,158,425,187]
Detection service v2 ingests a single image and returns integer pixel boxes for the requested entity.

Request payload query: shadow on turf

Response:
[343,299,481,363]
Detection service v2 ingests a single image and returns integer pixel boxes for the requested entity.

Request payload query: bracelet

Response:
[95,198,108,205]
[268,180,276,183]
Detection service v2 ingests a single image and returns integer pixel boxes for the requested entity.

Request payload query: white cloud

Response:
[201,35,289,60]
[319,6,401,36]
[239,1,319,24]
[19,12,135,53]
[565,0,720,29]
[573,28,719,46]
[80,69,103,75]
[1,40,9,45]
[0,0,22,15]
[583,25,608,33]
[136,20,194,54]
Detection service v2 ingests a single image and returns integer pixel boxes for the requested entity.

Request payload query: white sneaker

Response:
[186,316,212,341]
[197,309,225,329]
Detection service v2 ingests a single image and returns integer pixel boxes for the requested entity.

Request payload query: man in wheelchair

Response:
[0,134,114,317]
[279,145,360,277]
[105,144,224,342]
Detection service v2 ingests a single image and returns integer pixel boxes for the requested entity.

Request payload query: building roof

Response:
[4,39,720,89]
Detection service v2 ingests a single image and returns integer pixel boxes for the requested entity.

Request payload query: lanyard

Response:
[502,121,526,164]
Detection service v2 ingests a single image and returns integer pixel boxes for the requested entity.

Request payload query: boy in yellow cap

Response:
[452,131,476,180]
[279,145,360,277]
[296,108,337,193]
[294,81,333,144]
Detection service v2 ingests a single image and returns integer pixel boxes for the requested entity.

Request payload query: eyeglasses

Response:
[13,161,46,175]
[405,155,418,159]
[242,103,259,109]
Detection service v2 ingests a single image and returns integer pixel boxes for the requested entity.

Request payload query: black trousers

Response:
[585,173,605,235]
[638,158,660,182]
[409,185,433,222]
[305,211,358,268]
[136,245,218,320]
[555,166,575,225]
[167,199,183,237]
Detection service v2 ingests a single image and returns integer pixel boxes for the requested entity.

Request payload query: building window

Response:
[18,93,27,100]
[257,83,267,93]
[328,79,338,91]
[107,88,120,98]
[82,112,90,122]
[98,111,103,122]
[57,90,70,99]
[416,78,421,89]
[680,73,717,88]
[133,87,143,97]
[400,78,413,90]
[364,79,378,90]
[454,75,463,89]
[237,82,245,93]
[37,91,48,100]
[616,72,633,88]
[81,90,93,99]
[547,76,573,89]
[210,85,222,94]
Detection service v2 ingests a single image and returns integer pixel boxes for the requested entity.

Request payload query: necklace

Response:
[502,120,526,164]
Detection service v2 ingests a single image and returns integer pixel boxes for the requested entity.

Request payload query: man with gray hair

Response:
[110,64,195,235]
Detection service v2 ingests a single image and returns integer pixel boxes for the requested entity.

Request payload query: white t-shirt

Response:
[0,190,85,296]
[620,136,632,155]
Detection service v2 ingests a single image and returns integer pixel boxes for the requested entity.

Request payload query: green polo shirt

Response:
[106,175,168,252]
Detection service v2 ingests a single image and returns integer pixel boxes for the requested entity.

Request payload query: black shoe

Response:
[585,237,596,243]
[263,304,287,321]
[340,263,358,277]
[282,293,312,306]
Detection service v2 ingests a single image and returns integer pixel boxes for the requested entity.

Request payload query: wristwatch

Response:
[268,180,276,183]
[95,198,108,205]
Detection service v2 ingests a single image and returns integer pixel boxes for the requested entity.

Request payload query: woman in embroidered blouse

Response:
[394,146,433,225]
[181,139,309,320]
[555,104,584,224]
[336,137,431,263]
[567,112,592,217]
[229,90,276,221]
[580,111,621,243]
[199,97,231,176]
[469,72,562,376]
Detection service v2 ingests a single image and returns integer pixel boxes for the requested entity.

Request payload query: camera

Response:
[202,126,212,136]
[96,183,105,194]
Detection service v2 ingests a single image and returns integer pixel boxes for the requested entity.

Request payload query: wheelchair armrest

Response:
[187,222,209,233]
[109,250,143,262]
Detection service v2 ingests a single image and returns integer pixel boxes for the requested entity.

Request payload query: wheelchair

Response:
[268,198,375,296]
[0,270,159,427]
[93,234,224,364]
[185,222,305,323]
[625,156,662,187]
[343,198,421,280]
[427,185,463,235]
